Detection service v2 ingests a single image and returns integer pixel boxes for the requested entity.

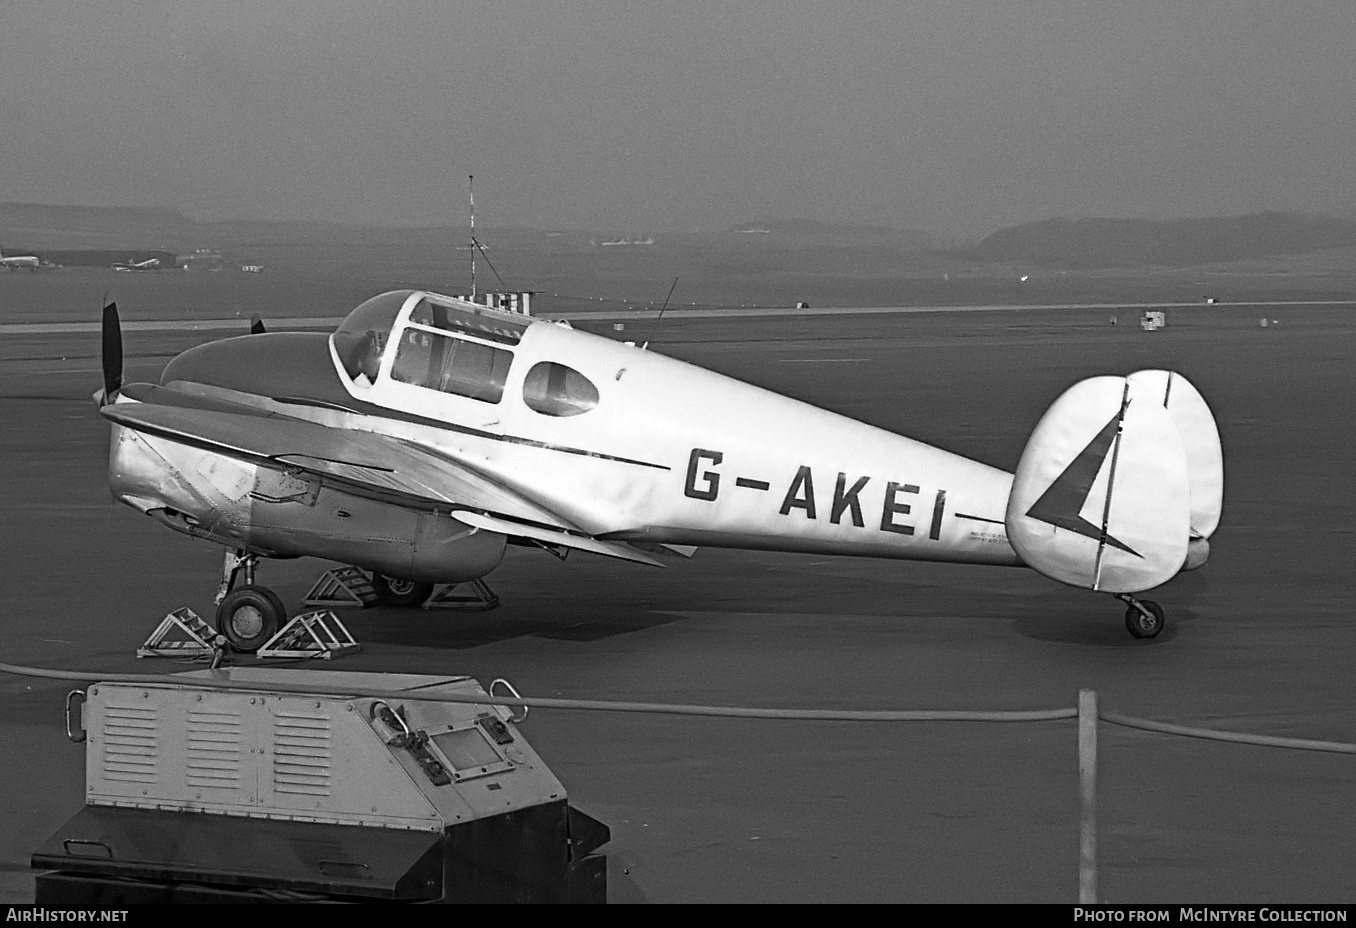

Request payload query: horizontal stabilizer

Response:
[1006,376,1190,593]
[1127,370,1223,539]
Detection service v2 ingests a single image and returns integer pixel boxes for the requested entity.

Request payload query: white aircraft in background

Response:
[95,289,1223,651]
[113,257,170,272]
[0,247,40,271]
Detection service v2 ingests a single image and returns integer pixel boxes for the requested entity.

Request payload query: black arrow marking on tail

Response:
[1024,407,1141,558]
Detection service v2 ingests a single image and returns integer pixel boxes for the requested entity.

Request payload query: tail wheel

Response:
[1125,600,1165,639]
[372,573,435,608]
[216,584,286,652]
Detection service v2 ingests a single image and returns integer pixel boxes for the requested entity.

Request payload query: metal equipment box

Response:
[33,668,607,903]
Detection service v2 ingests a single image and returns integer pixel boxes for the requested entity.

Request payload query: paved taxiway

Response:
[1,303,1353,902]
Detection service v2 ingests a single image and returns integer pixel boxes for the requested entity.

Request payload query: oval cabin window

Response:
[523,362,599,417]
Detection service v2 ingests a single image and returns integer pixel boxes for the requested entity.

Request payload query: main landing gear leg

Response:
[215,548,256,606]
[1116,593,1165,640]
[213,548,287,653]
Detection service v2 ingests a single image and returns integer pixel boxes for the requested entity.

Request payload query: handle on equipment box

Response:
[62,839,112,859]
[65,689,86,743]
[490,678,528,723]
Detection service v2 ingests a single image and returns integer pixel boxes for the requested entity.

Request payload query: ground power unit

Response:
[33,668,608,903]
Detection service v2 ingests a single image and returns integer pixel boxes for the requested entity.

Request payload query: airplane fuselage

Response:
[136,292,1022,571]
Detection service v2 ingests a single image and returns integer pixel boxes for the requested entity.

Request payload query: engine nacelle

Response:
[109,424,506,583]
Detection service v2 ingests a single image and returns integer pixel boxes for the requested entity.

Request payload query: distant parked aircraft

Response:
[0,247,40,271]
[113,258,166,272]
[114,257,183,272]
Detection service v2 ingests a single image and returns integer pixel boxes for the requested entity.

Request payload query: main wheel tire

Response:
[216,584,286,652]
[372,573,435,608]
[1125,600,1165,639]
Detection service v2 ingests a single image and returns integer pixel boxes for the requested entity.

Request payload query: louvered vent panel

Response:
[100,705,159,783]
[272,711,333,796]
[185,708,244,789]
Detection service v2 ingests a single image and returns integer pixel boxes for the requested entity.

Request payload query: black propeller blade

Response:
[101,302,122,405]
[250,315,266,335]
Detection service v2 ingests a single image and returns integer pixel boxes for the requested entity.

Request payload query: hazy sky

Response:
[1,2,1353,233]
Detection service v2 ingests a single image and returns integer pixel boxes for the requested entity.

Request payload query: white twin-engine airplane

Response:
[97,289,1223,651]
[112,257,166,272]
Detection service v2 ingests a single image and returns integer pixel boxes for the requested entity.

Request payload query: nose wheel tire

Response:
[1124,599,1165,639]
[371,573,435,608]
[216,584,286,652]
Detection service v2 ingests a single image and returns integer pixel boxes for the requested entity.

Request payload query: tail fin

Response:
[1126,369,1223,541]
[1005,374,1212,594]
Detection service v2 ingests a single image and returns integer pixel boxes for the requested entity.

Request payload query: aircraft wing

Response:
[101,401,580,532]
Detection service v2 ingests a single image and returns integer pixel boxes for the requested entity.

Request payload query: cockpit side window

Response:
[523,361,599,417]
[391,328,512,403]
[331,289,407,387]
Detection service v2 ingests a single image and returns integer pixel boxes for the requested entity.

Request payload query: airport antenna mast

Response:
[464,174,509,299]
[468,174,476,300]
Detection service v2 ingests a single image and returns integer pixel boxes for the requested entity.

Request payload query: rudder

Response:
[1005,375,1191,594]
[1126,369,1223,541]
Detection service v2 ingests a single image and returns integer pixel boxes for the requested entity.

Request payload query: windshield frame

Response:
[331,290,538,415]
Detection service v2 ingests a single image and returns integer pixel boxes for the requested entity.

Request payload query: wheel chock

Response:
[424,578,500,610]
[302,567,381,609]
[137,607,229,659]
[256,610,361,660]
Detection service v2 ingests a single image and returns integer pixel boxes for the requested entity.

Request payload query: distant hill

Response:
[724,218,940,248]
[0,202,377,250]
[0,203,202,249]
[964,212,1356,268]
[2,202,951,258]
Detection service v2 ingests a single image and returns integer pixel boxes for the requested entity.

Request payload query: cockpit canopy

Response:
[332,290,531,383]
[331,291,601,415]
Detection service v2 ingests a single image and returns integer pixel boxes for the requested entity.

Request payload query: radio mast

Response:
[468,174,476,300]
